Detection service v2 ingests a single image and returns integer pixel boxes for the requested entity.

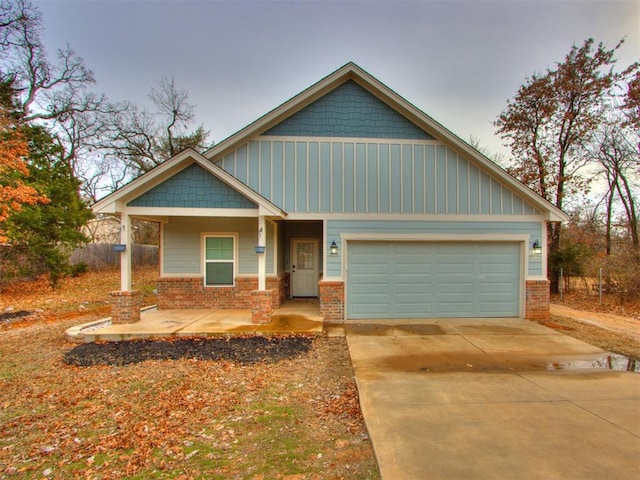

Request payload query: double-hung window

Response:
[204,235,235,286]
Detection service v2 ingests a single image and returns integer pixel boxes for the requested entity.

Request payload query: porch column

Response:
[251,215,271,324]
[111,211,141,324]
[258,215,266,291]
[120,212,132,291]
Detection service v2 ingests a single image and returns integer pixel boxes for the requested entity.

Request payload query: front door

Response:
[291,239,319,297]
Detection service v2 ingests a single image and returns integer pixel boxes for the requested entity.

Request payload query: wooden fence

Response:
[70,244,159,270]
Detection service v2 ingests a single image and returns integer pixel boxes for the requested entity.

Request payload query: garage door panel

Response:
[438,283,474,294]
[438,302,474,315]
[480,283,516,293]
[479,302,516,315]
[347,242,520,319]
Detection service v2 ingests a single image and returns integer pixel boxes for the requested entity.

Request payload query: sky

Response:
[33,0,639,158]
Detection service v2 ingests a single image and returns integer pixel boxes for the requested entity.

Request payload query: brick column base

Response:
[525,280,550,321]
[319,281,345,324]
[110,290,142,324]
[251,290,272,324]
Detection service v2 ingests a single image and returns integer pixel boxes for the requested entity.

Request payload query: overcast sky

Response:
[33,0,639,157]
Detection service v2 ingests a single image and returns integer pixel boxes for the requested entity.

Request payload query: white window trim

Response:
[202,232,238,287]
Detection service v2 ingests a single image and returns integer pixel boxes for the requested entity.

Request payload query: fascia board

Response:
[193,157,287,218]
[204,63,358,161]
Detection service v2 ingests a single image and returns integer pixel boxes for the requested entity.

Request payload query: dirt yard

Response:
[546,293,640,359]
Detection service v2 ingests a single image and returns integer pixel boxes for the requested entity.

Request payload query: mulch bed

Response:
[64,335,314,367]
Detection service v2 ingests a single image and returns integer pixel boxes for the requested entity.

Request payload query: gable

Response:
[263,80,434,140]
[127,163,257,209]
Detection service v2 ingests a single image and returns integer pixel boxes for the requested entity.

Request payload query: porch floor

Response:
[66,299,323,343]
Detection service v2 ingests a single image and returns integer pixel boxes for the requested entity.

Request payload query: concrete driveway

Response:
[346,318,640,480]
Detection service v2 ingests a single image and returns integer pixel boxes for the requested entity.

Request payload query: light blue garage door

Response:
[347,242,520,319]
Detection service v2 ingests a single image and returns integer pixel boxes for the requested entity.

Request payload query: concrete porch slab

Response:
[67,299,324,342]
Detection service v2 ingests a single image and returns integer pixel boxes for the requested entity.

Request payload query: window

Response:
[204,235,235,286]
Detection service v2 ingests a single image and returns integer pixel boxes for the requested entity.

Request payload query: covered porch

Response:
[66,299,324,343]
[91,151,341,326]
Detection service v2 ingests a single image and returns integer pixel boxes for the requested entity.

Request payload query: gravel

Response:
[63,335,315,366]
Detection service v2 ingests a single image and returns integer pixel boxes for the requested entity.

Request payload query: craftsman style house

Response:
[93,63,566,324]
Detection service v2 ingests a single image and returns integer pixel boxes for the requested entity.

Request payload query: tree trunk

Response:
[548,222,561,294]
[616,171,639,252]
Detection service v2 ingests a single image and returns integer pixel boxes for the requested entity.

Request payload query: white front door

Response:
[291,239,319,297]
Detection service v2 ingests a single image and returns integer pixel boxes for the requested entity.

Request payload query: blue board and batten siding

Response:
[217,79,540,216]
[219,140,540,216]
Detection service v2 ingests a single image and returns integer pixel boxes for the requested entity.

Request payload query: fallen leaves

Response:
[0,319,380,479]
[0,267,158,329]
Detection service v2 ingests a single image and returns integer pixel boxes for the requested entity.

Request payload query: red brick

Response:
[525,280,550,320]
[110,290,142,324]
[250,290,273,324]
[157,273,289,311]
[319,281,344,323]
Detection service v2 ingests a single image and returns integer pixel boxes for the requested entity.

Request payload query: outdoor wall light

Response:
[532,239,542,255]
[330,239,339,256]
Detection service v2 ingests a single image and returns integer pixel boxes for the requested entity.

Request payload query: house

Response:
[93,63,567,325]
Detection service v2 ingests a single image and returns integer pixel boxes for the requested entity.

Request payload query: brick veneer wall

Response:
[525,279,550,321]
[157,273,288,310]
[110,290,142,324]
[319,280,345,323]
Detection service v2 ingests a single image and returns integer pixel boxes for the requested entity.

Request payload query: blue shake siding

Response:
[264,80,435,140]
[325,220,544,277]
[219,140,539,216]
[128,163,256,209]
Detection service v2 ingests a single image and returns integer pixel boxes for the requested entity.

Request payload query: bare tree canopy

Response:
[0,1,211,201]
[108,76,210,182]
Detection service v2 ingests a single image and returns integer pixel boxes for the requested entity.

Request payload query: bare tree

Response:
[0,1,210,201]
[468,135,507,166]
[0,0,124,199]
[596,126,639,252]
[109,76,210,179]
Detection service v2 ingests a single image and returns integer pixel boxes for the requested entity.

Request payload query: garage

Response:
[346,242,521,319]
